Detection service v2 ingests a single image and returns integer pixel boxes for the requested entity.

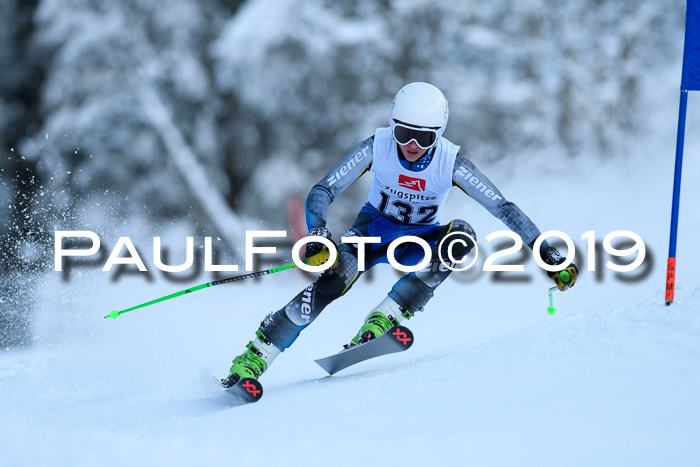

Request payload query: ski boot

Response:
[348,296,414,347]
[222,329,280,388]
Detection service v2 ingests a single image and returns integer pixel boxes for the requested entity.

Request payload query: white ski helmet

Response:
[390,82,449,148]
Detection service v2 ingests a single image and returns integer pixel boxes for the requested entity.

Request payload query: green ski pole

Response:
[546,286,558,315]
[105,262,298,320]
[546,270,571,315]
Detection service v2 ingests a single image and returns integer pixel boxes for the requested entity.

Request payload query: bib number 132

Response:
[378,191,438,224]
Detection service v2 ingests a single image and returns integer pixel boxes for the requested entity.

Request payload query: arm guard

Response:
[305,137,374,229]
[452,154,542,249]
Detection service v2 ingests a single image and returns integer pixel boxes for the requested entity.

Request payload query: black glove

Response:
[304,227,338,268]
[542,247,578,291]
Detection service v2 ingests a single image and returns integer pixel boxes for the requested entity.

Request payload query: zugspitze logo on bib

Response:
[398,175,426,192]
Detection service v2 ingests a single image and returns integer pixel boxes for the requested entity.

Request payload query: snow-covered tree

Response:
[26,0,245,236]
[0,0,47,347]
[212,0,684,222]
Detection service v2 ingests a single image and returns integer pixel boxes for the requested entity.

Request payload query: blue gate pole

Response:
[666,89,689,305]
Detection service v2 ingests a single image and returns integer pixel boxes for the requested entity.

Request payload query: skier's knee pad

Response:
[442,219,476,260]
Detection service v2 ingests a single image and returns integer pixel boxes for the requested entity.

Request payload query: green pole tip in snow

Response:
[105,310,120,320]
[547,286,558,315]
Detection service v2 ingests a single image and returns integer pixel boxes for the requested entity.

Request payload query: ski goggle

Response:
[392,121,440,149]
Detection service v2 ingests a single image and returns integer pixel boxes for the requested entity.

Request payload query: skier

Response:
[221,82,578,387]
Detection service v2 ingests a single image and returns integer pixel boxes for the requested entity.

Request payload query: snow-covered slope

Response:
[1,274,698,467]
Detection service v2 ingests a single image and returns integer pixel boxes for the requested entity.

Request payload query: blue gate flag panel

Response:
[682,0,700,90]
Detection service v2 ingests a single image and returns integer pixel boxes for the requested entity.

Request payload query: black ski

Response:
[315,326,414,375]
[212,376,264,403]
